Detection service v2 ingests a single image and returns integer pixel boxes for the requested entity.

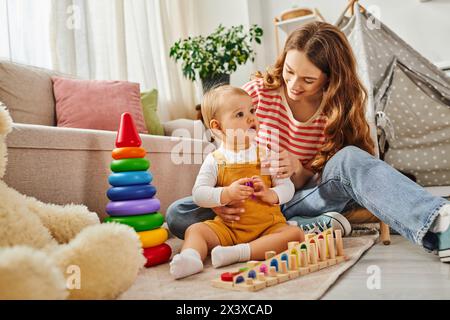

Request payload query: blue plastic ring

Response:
[107,185,157,201]
[108,171,153,187]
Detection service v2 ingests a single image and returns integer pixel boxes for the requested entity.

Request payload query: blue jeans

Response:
[166,146,448,245]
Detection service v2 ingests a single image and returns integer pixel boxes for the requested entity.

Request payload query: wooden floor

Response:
[322,235,450,299]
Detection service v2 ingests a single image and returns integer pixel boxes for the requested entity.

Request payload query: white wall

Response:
[359,0,450,64]
[194,0,258,87]
[258,0,344,77]
[194,0,450,86]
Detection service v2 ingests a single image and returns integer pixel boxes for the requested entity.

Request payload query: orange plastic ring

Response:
[112,147,146,160]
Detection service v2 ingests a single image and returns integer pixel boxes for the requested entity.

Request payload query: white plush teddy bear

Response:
[0,104,145,299]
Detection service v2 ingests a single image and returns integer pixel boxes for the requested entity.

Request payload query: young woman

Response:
[166,21,450,262]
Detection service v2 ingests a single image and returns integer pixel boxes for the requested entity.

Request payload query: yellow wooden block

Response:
[299,267,310,275]
[323,228,333,257]
[234,282,265,292]
[299,248,308,267]
[236,280,266,292]
[305,233,316,241]
[280,260,288,274]
[288,241,299,249]
[253,280,267,291]
[234,282,261,292]
[211,227,347,292]
[265,251,276,260]
[289,249,300,266]
[211,278,234,290]
[309,264,319,272]
[327,258,337,266]
[264,277,278,286]
[276,273,290,283]
[257,273,265,281]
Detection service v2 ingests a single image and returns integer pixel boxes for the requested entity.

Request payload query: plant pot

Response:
[201,74,230,93]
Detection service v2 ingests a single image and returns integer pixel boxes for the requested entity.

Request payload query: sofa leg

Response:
[380,222,391,245]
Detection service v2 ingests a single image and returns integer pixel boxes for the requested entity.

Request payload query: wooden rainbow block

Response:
[211,228,348,292]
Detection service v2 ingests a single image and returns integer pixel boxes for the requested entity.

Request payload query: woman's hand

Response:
[291,157,316,189]
[212,200,245,222]
[214,178,254,223]
[252,176,279,205]
[261,144,300,179]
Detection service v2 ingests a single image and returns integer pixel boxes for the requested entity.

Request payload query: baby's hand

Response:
[252,176,279,205]
[221,178,254,205]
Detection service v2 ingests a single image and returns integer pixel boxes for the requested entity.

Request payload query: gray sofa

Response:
[0,60,210,219]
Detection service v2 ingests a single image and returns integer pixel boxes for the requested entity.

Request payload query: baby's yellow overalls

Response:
[203,147,288,246]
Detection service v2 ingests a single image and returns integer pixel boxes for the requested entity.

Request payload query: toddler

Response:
[170,85,304,279]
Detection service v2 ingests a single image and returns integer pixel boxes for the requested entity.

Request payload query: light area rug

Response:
[119,234,379,300]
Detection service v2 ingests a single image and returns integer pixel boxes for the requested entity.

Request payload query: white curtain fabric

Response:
[0,0,53,69]
[50,0,199,121]
[0,0,198,121]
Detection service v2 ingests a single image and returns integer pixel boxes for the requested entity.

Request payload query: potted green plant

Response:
[170,24,263,93]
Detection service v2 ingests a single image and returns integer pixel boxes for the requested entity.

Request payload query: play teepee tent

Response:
[337,3,450,194]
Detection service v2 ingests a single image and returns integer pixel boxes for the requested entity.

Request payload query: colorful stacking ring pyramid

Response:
[104,112,172,267]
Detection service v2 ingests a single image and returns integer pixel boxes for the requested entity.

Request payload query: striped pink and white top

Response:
[242,79,327,165]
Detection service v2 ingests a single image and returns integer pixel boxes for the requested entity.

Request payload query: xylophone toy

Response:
[104,112,172,267]
[211,228,347,292]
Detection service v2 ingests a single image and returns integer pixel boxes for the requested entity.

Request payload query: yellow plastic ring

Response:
[138,228,168,248]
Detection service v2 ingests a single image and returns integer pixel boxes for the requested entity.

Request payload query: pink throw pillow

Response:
[52,77,148,133]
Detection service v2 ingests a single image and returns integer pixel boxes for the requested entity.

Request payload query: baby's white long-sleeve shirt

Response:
[192,143,295,208]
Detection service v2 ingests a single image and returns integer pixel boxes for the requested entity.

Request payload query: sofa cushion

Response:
[53,77,148,133]
[141,89,164,136]
[0,60,57,126]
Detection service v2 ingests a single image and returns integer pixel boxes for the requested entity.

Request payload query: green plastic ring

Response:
[104,212,164,232]
[110,158,150,172]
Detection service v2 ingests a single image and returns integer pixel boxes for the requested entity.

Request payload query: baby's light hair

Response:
[201,85,250,130]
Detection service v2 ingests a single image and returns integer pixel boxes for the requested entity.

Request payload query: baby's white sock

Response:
[430,204,450,233]
[169,248,203,279]
[211,243,251,268]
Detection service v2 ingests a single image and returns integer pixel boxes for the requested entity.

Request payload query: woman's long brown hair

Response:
[255,21,375,173]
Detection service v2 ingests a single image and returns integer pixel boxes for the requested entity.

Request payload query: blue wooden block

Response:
[270,259,278,272]
[235,276,245,284]
[281,253,289,268]
[248,270,257,279]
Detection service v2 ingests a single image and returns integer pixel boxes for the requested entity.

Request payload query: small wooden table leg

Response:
[380,222,391,245]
